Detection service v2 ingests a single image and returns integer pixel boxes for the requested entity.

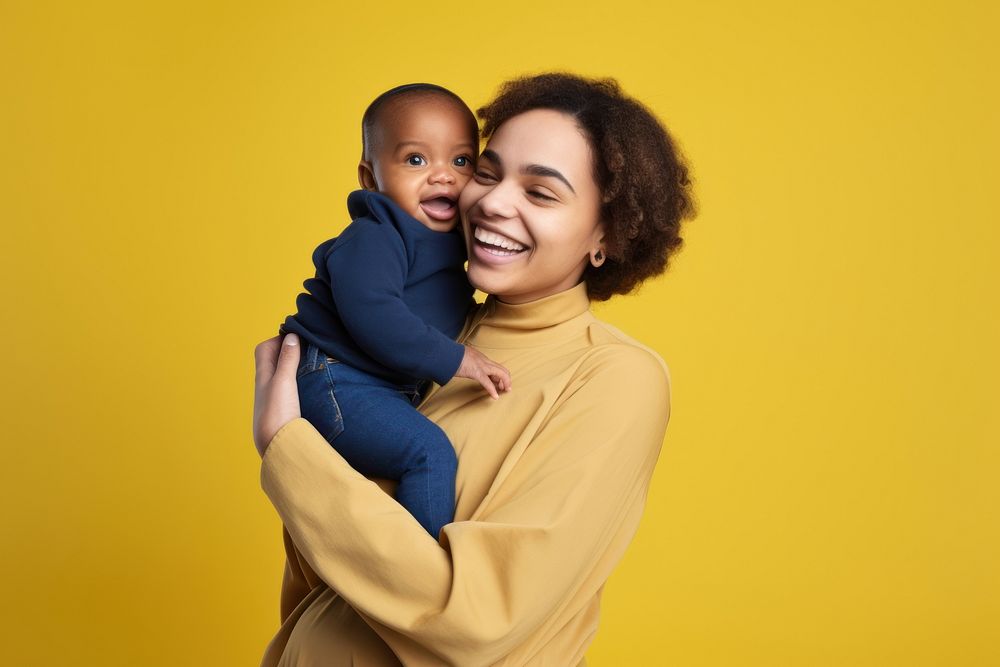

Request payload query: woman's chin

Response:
[466,265,506,297]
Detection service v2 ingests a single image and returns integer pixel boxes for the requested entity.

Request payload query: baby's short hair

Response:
[361,83,479,162]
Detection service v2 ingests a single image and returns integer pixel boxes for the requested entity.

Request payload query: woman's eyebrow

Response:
[524,164,575,194]
[481,149,576,194]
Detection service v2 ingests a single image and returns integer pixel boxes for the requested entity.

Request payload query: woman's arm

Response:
[256,337,670,666]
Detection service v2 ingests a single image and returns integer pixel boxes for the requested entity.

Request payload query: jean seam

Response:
[321,361,345,441]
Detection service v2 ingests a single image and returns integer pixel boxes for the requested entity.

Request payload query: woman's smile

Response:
[469,221,530,264]
[473,226,528,252]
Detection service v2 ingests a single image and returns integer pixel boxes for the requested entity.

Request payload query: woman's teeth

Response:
[474,227,527,254]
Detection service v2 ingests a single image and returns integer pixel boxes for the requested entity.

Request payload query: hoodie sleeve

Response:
[326,217,465,385]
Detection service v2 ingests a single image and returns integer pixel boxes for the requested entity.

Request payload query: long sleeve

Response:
[326,223,465,385]
[278,526,320,622]
[261,346,670,666]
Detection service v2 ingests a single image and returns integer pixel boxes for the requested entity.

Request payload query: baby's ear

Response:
[357,161,377,191]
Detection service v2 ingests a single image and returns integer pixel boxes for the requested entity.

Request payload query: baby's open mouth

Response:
[419,197,457,221]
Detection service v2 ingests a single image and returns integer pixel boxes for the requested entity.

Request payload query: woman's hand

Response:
[253,334,302,457]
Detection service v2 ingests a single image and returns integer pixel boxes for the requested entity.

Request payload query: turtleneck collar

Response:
[463,282,593,348]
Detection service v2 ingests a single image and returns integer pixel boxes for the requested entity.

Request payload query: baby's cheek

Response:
[458,180,482,212]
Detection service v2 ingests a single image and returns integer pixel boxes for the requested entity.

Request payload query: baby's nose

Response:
[429,169,456,184]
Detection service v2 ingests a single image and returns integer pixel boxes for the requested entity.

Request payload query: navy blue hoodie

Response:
[281,190,474,386]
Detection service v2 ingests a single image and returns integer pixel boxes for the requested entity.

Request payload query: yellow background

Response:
[2,1,997,664]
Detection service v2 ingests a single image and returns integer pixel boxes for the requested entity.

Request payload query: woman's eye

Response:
[528,190,556,202]
[474,170,497,182]
[406,155,427,166]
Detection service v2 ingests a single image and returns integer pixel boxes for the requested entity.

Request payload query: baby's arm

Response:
[326,221,509,397]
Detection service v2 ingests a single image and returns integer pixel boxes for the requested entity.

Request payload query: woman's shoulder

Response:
[583,317,671,382]
[566,317,673,413]
[537,316,672,439]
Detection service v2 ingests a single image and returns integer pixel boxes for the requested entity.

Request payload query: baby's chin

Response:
[413,211,459,233]
[410,205,461,232]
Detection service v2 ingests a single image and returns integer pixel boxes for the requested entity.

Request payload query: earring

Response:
[591,249,605,268]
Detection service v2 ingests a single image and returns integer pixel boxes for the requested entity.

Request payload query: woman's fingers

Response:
[254,336,281,388]
[252,334,302,457]
[274,333,301,382]
[253,337,280,449]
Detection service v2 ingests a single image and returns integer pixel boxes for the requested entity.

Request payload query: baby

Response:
[280,83,509,538]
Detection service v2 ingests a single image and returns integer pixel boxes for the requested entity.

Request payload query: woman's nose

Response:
[476,180,517,219]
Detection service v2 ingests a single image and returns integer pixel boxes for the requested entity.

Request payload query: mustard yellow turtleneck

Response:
[260,282,671,666]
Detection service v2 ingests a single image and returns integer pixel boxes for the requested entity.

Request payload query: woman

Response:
[253,73,695,666]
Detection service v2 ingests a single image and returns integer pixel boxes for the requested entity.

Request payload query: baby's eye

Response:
[453,156,472,168]
[406,155,427,166]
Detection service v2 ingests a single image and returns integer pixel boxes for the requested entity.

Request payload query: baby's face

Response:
[364,98,477,232]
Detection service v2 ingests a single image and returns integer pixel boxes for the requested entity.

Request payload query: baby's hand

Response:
[454,346,511,400]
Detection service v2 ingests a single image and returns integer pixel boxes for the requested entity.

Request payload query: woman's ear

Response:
[358,161,377,191]
[589,247,607,268]
[589,226,607,268]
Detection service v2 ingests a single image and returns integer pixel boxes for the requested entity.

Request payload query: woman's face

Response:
[458,109,604,304]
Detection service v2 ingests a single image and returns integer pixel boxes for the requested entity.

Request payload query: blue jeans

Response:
[296,343,457,538]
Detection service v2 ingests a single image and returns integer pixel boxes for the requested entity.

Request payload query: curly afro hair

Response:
[477,73,696,301]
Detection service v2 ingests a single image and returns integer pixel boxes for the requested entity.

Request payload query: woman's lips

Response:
[419,197,457,221]
[470,224,529,265]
